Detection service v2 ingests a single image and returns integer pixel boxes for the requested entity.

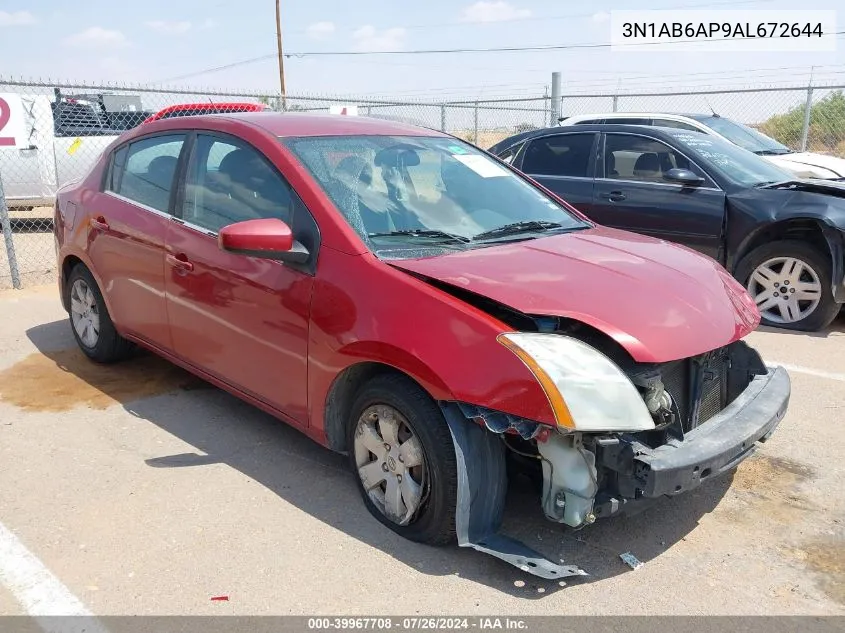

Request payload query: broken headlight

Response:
[497,332,655,433]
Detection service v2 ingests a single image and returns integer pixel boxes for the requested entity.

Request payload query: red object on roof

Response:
[142,102,269,124]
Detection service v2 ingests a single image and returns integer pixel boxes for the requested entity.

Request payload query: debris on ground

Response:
[619,552,644,570]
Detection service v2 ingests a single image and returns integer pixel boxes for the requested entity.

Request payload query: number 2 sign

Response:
[0,94,25,149]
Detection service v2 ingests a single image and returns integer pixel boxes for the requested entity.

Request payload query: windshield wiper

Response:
[755,180,801,189]
[472,220,565,241]
[755,149,793,156]
[367,229,472,243]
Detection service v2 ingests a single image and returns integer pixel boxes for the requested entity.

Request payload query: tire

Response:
[65,264,134,363]
[346,373,458,545]
[734,240,840,332]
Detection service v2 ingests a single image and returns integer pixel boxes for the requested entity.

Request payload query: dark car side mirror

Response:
[664,168,705,186]
[218,218,309,264]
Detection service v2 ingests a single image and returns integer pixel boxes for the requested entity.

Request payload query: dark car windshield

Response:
[666,129,796,188]
[691,115,792,155]
[282,135,589,257]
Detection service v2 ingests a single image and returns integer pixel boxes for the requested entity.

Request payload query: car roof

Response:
[491,123,686,150]
[149,111,450,138]
[566,112,711,120]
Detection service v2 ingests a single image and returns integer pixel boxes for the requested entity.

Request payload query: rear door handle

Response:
[166,253,194,273]
[90,216,109,231]
[600,191,626,202]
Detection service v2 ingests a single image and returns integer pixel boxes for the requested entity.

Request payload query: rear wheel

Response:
[735,240,840,332]
[347,373,458,545]
[66,264,134,363]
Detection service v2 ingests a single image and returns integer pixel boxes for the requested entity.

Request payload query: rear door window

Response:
[521,133,596,178]
[110,134,185,213]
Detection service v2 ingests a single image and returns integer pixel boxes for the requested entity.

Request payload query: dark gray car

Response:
[488,124,845,332]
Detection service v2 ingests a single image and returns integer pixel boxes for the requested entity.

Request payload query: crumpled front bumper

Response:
[595,365,790,516]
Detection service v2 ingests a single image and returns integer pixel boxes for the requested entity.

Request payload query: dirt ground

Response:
[0,285,843,616]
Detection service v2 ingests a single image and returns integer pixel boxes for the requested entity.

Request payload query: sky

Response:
[1,0,844,103]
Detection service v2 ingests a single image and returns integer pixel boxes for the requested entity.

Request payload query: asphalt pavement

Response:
[0,285,843,616]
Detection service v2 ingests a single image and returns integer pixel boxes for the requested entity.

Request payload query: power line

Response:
[284,31,845,58]
[155,30,845,84]
[249,0,775,43]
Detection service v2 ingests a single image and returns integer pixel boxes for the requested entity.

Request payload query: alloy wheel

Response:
[353,404,427,526]
[70,278,100,348]
[747,256,822,324]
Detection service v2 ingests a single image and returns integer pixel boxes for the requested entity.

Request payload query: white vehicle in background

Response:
[0,90,147,209]
[558,112,845,180]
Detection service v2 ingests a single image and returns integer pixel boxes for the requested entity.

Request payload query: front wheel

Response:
[347,374,458,545]
[735,240,840,332]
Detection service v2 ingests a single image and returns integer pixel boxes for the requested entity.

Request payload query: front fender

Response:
[333,340,455,401]
[821,223,845,302]
[306,249,557,445]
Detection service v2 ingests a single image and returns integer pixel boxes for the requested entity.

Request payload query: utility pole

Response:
[800,65,816,152]
[275,0,287,110]
[550,71,561,126]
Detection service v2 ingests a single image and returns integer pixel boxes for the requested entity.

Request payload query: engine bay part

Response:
[440,403,587,580]
[536,432,598,527]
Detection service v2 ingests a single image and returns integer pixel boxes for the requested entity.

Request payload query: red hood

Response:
[390,226,760,363]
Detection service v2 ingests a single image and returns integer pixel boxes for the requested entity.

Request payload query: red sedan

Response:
[53,112,790,578]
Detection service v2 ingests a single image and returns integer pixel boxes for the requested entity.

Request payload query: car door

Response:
[164,132,318,424]
[589,132,726,259]
[90,132,187,349]
[514,132,597,212]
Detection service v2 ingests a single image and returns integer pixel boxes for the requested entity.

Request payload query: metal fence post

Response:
[473,101,479,144]
[0,171,21,290]
[440,104,446,132]
[800,86,813,152]
[612,94,619,112]
[550,72,561,126]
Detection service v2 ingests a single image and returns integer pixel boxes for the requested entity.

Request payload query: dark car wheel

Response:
[66,264,134,363]
[347,373,458,545]
[735,240,840,331]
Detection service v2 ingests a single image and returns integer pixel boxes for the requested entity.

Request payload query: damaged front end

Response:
[440,329,790,580]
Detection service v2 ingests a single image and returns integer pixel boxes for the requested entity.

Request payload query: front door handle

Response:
[90,216,109,231]
[166,253,194,273]
[600,191,626,202]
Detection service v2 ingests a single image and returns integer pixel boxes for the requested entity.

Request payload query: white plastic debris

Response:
[620,552,644,570]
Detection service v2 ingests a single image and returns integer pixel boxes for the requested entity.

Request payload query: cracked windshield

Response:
[284,135,589,256]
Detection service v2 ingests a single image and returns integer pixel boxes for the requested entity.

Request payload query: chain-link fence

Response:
[1,76,845,289]
[561,84,845,155]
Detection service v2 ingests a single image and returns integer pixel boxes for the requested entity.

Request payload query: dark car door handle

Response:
[599,191,626,202]
[90,216,109,231]
[166,253,194,273]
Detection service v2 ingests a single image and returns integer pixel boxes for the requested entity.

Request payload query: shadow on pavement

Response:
[24,319,733,598]
[757,310,845,338]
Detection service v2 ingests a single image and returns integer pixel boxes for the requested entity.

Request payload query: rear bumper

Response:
[595,366,790,516]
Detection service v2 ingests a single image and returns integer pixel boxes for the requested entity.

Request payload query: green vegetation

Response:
[759,90,845,155]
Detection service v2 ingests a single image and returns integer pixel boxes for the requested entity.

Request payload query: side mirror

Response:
[218,218,309,264]
[664,168,705,186]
